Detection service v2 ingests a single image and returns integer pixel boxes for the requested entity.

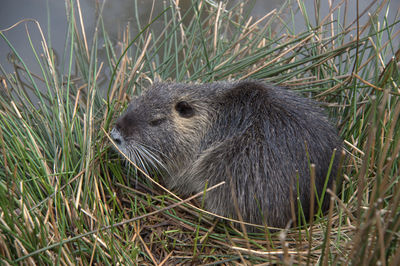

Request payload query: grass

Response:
[0,0,399,264]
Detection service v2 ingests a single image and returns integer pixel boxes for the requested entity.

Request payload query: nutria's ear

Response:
[175,101,195,118]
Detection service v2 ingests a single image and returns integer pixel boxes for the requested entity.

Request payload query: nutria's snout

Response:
[112,80,342,230]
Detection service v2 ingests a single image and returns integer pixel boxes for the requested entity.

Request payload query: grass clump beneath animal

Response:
[0,0,399,264]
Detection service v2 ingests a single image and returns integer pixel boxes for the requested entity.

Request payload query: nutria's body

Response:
[111,81,341,228]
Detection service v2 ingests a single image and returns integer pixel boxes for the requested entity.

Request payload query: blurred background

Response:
[1,0,398,75]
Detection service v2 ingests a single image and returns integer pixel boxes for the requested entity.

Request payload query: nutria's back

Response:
[111,80,341,229]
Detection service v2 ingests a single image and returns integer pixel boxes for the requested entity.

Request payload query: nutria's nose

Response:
[110,128,122,145]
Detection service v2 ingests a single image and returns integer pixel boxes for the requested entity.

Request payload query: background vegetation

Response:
[0,0,399,264]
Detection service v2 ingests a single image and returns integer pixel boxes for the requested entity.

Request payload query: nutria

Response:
[110,80,341,229]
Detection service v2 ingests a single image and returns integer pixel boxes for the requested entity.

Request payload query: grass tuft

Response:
[0,0,399,264]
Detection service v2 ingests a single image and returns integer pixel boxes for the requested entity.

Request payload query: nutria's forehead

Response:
[130,82,234,111]
[128,83,192,110]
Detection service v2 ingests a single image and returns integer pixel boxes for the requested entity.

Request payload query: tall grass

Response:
[0,0,399,264]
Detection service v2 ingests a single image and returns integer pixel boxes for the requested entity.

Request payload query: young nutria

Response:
[111,80,341,229]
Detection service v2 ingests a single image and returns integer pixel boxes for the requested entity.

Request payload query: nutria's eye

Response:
[149,118,166,126]
[175,101,195,118]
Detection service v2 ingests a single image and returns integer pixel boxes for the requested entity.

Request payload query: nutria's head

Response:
[110,82,216,175]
